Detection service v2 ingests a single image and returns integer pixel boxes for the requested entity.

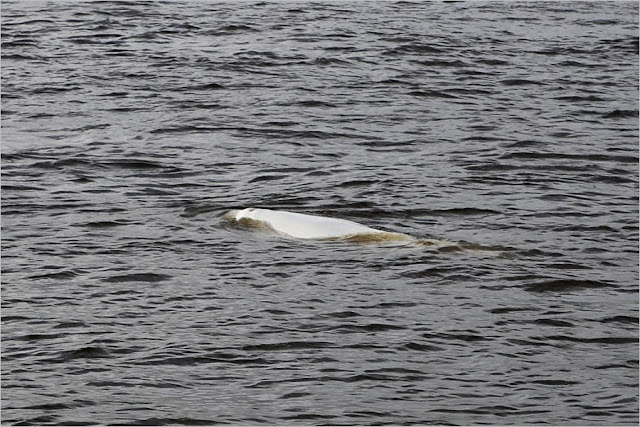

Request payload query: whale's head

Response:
[223,209,240,220]
[224,208,278,232]
[223,208,264,221]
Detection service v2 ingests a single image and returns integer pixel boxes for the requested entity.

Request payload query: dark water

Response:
[2,0,639,425]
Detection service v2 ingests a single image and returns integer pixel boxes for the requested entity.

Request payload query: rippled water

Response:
[2,1,639,425]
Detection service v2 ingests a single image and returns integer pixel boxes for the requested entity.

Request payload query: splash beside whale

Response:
[224,208,432,243]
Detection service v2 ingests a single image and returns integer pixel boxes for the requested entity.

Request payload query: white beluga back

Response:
[224,208,413,242]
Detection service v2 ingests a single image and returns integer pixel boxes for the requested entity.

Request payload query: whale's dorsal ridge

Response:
[225,207,402,241]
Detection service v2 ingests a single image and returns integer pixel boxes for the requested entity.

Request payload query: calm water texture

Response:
[1,1,639,425]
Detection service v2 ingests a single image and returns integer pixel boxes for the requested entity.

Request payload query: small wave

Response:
[204,24,259,36]
[11,333,67,342]
[136,355,270,366]
[402,342,445,352]
[422,332,491,342]
[27,270,79,280]
[500,78,545,86]
[600,316,639,324]
[384,43,445,55]
[80,220,130,228]
[427,207,501,216]
[102,273,172,283]
[119,417,220,426]
[52,321,88,329]
[524,279,616,293]
[408,89,459,99]
[554,95,609,102]
[333,323,407,332]
[181,82,225,91]
[295,99,337,107]
[280,392,313,399]
[8,399,95,411]
[539,335,638,345]
[57,346,112,361]
[602,109,638,119]
[322,310,361,318]
[500,151,638,163]
[1,184,44,191]
[248,174,286,183]
[413,59,470,67]
[488,307,536,314]
[311,57,351,65]
[243,341,333,351]
[103,159,170,170]
[533,318,575,327]
[283,413,337,421]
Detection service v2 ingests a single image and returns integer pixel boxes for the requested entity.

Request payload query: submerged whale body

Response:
[224,208,413,241]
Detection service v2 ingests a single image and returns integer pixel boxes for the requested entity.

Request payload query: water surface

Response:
[2,1,638,425]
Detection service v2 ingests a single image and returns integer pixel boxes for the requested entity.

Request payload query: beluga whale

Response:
[224,208,430,243]
[223,208,501,254]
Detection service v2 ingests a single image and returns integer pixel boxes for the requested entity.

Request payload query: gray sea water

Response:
[1,1,639,425]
